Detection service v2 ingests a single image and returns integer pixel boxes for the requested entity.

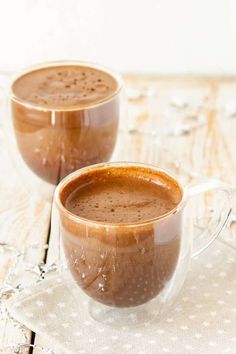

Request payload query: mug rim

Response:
[54,161,186,228]
[10,60,124,112]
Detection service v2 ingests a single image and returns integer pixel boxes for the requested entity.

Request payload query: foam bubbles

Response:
[12,64,118,108]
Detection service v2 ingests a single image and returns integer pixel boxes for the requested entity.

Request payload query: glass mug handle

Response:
[186,178,232,257]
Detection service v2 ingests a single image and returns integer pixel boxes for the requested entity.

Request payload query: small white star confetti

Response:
[62,323,69,328]
[70,312,77,317]
[111,335,118,340]
[180,325,188,330]
[26,312,34,318]
[171,336,178,341]
[48,313,56,318]
[57,302,65,308]
[202,321,210,327]
[74,331,82,336]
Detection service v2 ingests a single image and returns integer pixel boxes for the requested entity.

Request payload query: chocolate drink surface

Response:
[11,64,120,184]
[59,166,183,307]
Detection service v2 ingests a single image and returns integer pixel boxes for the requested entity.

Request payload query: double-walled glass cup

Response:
[54,162,232,326]
[5,61,124,186]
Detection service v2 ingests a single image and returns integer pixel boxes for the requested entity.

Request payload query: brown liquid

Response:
[11,64,120,184]
[60,166,182,308]
[12,65,118,109]
[64,166,180,223]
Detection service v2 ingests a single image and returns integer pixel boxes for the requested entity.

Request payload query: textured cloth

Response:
[6,236,236,354]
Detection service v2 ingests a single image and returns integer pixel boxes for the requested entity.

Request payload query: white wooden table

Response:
[0,75,236,353]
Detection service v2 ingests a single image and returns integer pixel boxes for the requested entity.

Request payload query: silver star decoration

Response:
[0,242,22,257]
[127,87,158,102]
[0,283,23,300]
[170,96,189,109]
[0,242,56,353]
[25,262,58,280]
[223,102,236,118]
[5,344,54,354]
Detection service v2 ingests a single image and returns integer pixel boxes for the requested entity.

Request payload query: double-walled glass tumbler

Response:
[54,162,232,326]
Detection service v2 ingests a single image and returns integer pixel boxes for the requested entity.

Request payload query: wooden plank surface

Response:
[0,75,236,353]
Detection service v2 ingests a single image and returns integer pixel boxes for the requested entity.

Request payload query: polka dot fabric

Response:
[6,237,236,354]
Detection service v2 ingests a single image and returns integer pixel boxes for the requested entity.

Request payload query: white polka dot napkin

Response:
[6,238,236,354]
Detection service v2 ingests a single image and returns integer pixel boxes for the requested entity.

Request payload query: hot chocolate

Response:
[12,65,118,109]
[64,166,180,223]
[58,165,183,308]
[11,63,121,184]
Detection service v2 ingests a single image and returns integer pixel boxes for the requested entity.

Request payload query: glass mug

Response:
[2,61,124,185]
[54,162,232,326]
